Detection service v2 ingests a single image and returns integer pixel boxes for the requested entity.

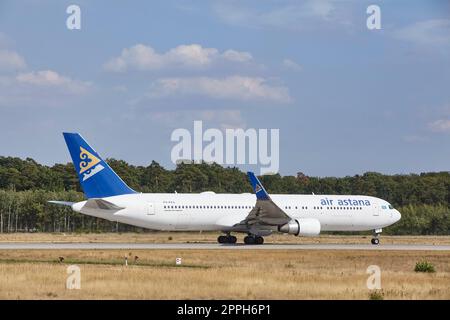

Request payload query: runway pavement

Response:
[0,242,449,251]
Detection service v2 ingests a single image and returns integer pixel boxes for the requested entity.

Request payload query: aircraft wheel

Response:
[228,236,237,244]
[255,236,264,245]
[244,235,255,245]
[371,238,380,245]
[218,235,227,244]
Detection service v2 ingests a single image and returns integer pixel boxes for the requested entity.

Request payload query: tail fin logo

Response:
[255,184,262,193]
[79,147,104,181]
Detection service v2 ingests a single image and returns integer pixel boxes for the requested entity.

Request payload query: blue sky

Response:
[0,0,449,176]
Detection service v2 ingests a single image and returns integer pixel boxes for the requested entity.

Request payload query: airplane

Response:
[50,133,401,245]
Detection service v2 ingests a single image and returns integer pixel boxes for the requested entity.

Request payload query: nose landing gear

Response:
[371,228,382,245]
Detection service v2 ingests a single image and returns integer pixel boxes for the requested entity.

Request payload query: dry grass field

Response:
[0,232,449,245]
[0,248,449,300]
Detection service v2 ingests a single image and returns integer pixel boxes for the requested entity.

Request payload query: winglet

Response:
[247,172,271,200]
[48,201,74,207]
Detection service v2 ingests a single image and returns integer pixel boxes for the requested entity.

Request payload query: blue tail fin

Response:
[63,133,137,199]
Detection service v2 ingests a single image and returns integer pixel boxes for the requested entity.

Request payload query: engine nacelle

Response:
[278,218,321,237]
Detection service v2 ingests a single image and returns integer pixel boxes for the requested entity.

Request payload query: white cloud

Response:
[303,0,334,20]
[0,49,26,71]
[394,19,450,46]
[16,70,91,94]
[222,49,252,62]
[104,44,162,72]
[147,76,291,103]
[168,44,219,66]
[0,70,92,107]
[104,44,253,72]
[213,0,350,31]
[428,119,450,133]
[283,58,302,71]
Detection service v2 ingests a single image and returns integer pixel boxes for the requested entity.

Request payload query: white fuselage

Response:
[72,192,401,233]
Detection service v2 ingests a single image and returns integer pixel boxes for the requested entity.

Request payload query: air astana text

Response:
[320,198,371,206]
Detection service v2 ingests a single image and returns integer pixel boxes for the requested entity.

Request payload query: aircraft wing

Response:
[235,172,291,228]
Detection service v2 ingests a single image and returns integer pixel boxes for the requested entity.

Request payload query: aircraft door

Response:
[147,203,155,215]
[372,203,379,216]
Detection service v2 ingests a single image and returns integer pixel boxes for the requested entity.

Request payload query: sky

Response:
[0,0,449,177]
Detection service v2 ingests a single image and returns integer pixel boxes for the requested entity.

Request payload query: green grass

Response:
[368,290,384,300]
[414,261,436,273]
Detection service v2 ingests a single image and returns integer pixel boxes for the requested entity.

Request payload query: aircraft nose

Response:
[393,210,401,222]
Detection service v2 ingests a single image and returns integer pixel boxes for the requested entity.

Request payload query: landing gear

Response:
[244,235,264,245]
[217,234,237,244]
[371,228,382,245]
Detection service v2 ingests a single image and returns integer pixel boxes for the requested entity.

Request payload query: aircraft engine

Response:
[278,218,321,236]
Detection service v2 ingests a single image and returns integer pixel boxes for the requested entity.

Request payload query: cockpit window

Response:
[388,205,394,209]
[381,205,387,209]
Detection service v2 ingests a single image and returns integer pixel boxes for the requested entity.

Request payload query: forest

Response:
[0,156,448,235]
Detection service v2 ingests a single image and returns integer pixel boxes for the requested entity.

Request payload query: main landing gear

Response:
[244,234,264,245]
[217,234,237,244]
[217,233,265,245]
[371,228,382,245]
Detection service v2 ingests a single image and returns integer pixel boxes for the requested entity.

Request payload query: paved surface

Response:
[0,243,449,251]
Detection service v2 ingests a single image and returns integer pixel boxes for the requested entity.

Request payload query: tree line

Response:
[0,156,448,234]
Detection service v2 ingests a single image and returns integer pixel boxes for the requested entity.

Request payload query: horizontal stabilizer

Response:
[83,199,124,211]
